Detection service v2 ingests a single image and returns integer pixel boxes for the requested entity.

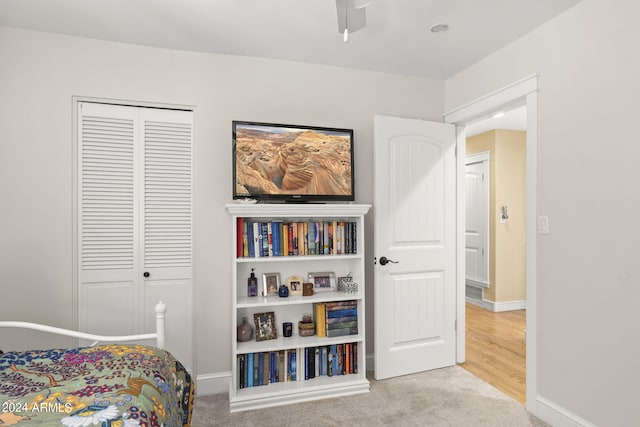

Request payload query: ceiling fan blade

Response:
[336,0,367,33]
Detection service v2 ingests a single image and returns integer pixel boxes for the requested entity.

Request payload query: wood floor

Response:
[459,303,526,404]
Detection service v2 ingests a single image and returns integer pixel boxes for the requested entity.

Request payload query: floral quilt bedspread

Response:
[0,344,193,426]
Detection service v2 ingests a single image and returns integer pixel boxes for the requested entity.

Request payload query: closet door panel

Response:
[141,108,193,369]
[79,281,137,346]
[78,102,139,336]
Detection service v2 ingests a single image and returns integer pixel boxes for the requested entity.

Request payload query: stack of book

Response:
[314,300,358,338]
[236,218,358,258]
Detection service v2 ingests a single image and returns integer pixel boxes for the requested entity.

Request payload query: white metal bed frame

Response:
[0,301,166,349]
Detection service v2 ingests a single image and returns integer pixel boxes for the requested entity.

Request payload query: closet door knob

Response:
[143,272,150,278]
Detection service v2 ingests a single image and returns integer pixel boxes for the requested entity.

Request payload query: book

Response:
[353,342,358,373]
[261,223,269,257]
[282,223,288,256]
[314,303,326,338]
[304,347,309,380]
[242,220,249,257]
[247,221,255,257]
[292,222,298,255]
[278,350,285,382]
[345,343,350,374]
[323,221,330,254]
[326,327,358,337]
[302,222,308,255]
[253,222,261,257]
[307,221,316,254]
[258,352,264,385]
[238,354,245,388]
[326,316,357,324]
[248,353,255,387]
[327,308,358,318]
[327,320,358,330]
[324,300,357,310]
[308,346,315,379]
[236,217,244,258]
[329,345,337,377]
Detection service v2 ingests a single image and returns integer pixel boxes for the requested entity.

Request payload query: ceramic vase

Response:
[237,316,253,342]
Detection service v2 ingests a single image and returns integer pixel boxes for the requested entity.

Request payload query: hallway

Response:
[459,303,526,403]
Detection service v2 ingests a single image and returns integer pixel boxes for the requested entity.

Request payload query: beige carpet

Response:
[191,366,549,426]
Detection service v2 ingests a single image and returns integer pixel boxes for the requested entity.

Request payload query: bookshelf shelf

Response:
[236,292,363,308]
[227,203,371,412]
[236,333,365,354]
[236,254,362,263]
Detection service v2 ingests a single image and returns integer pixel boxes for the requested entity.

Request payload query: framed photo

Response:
[286,275,304,296]
[263,272,280,296]
[308,272,336,292]
[253,311,277,341]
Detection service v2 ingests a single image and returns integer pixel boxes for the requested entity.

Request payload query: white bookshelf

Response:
[226,203,371,412]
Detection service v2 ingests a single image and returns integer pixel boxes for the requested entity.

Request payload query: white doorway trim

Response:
[443,73,539,414]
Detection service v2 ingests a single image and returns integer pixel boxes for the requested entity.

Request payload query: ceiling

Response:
[0,0,582,79]
[466,106,527,137]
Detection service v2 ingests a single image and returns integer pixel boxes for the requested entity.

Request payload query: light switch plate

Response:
[538,215,549,234]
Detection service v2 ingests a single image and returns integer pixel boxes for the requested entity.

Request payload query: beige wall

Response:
[447,0,639,425]
[467,130,526,303]
[0,26,444,380]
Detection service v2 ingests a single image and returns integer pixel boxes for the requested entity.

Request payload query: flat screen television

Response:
[233,121,355,203]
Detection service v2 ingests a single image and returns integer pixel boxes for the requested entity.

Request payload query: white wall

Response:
[446,1,639,425]
[0,26,444,381]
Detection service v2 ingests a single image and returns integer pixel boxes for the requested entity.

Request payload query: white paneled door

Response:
[373,115,456,379]
[78,102,193,370]
[465,153,489,288]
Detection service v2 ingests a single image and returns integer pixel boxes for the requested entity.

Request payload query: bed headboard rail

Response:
[0,301,167,349]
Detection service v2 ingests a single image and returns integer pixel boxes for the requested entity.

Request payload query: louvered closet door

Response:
[140,108,193,370]
[78,103,139,341]
[78,103,193,370]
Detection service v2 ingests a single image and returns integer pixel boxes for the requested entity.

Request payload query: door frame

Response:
[443,74,539,412]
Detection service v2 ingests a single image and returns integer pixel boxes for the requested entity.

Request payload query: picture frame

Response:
[253,311,277,341]
[308,271,336,292]
[286,275,304,296]
[263,272,280,296]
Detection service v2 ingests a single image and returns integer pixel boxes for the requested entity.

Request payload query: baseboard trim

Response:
[490,300,526,312]
[196,371,231,396]
[536,396,596,427]
[465,296,485,308]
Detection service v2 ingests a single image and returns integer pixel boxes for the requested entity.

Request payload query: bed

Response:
[0,302,193,426]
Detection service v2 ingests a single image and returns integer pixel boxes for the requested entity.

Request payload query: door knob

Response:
[379,256,399,266]
[143,272,150,278]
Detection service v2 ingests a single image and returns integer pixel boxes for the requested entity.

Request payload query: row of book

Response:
[237,343,359,389]
[236,218,358,258]
[314,300,358,338]
[238,350,295,388]
[304,343,358,380]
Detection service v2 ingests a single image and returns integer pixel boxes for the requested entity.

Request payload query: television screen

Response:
[233,121,354,202]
